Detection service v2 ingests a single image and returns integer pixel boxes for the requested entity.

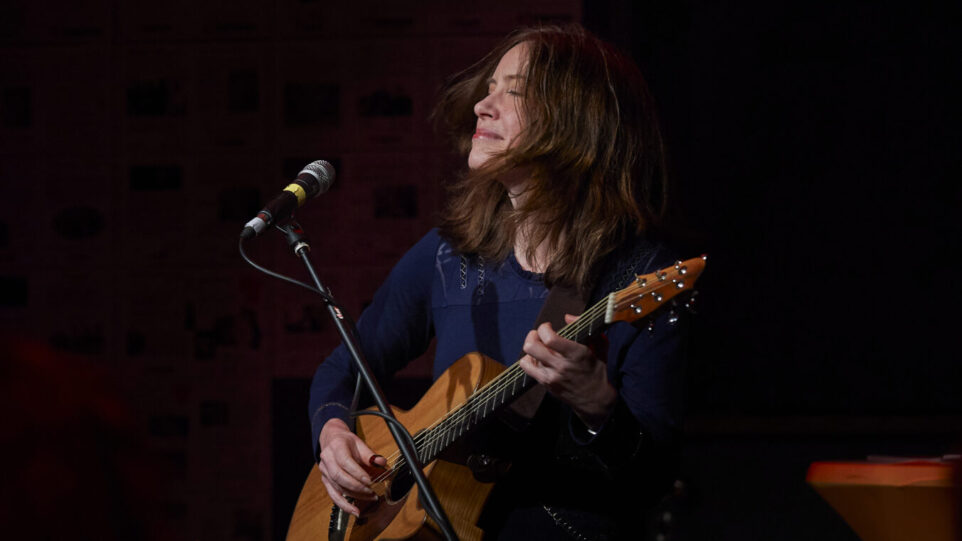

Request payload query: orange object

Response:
[807,460,960,541]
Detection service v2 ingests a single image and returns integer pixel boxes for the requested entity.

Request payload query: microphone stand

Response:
[277,222,459,541]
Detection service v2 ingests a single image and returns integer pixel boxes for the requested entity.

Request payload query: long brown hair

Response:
[435,24,668,295]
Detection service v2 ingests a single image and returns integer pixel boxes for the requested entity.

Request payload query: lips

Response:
[473,128,503,140]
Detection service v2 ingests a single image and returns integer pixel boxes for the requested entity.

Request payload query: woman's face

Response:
[468,42,527,170]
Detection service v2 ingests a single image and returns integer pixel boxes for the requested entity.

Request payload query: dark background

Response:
[1,1,959,540]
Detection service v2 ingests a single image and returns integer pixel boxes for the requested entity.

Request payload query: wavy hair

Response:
[434,24,668,295]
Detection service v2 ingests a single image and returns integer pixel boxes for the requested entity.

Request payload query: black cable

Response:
[238,235,338,306]
[239,233,364,366]
[349,410,420,455]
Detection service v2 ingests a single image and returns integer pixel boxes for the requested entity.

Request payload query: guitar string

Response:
[370,268,693,482]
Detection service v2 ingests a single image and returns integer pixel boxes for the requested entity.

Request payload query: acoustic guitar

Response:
[287,256,707,541]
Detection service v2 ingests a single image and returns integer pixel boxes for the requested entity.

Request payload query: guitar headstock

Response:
[606,255,707,325]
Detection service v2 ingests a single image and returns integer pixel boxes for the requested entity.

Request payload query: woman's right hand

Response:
[317,418,388,516]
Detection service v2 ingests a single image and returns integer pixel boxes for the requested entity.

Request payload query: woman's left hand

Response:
[518,314,618,430]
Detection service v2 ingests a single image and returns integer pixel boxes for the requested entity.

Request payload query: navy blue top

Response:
[308,228,688,480]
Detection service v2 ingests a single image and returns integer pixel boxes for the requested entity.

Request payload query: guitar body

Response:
[287,352,506,541]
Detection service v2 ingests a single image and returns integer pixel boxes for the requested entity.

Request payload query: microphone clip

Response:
[277,221,310,256]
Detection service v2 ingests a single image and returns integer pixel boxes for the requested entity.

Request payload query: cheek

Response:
[506,105,525,143]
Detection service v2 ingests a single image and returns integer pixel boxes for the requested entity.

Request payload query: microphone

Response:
[241,160,335,239]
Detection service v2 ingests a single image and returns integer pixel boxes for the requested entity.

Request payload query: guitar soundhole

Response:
[387,465,415,503]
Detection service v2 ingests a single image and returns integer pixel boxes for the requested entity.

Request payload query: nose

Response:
[474,92,497,119]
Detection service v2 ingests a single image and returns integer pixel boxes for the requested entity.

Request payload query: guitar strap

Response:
[532,284,588,331]
[466,282,589,483]
[500,283,588,423]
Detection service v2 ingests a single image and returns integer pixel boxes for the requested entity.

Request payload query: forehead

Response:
[492,42,528,77]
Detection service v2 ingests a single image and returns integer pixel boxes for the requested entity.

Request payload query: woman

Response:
[309,24,686,540]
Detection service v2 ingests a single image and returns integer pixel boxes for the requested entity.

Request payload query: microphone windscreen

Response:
[301,160,335,197]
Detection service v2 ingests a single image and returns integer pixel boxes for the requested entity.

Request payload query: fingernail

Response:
[370,454,384,467]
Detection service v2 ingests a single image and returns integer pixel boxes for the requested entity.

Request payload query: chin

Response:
[467,152,489,170]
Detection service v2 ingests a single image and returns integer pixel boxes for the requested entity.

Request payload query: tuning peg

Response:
[683,290,699,313]
[667,309,679,326]
[647,318,656,336]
